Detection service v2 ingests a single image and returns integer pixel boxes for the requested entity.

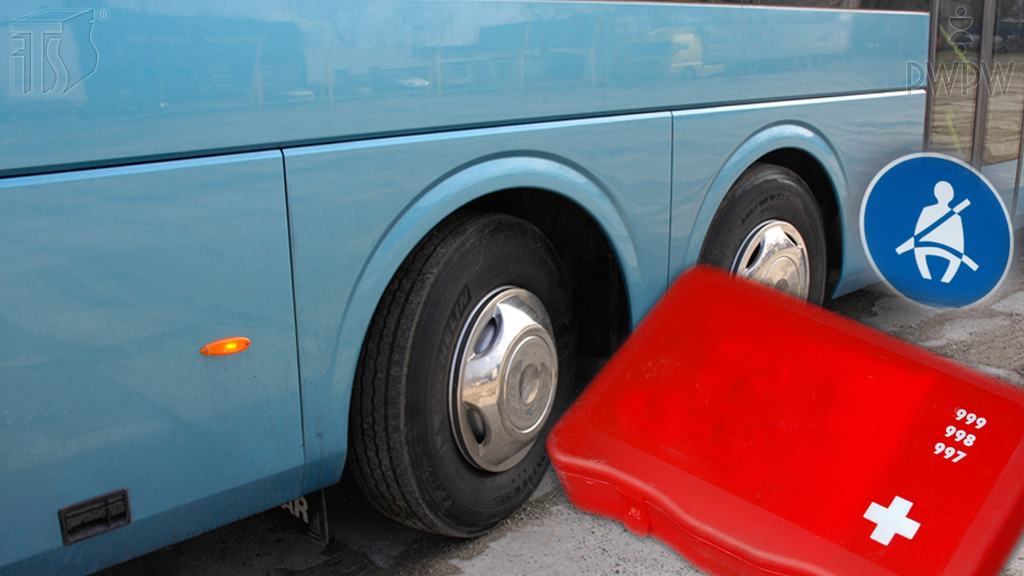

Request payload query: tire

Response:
[698,163,827,305]
[349,212,575,537]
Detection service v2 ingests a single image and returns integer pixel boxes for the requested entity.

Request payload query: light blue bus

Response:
[2,0,1020,574]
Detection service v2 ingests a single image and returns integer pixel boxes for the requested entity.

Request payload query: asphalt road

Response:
[98,237,1024,576]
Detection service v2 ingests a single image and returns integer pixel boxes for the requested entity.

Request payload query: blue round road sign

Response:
[860,154,1013,308]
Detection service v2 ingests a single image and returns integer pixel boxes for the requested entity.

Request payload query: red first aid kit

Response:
[547,266,1024,576]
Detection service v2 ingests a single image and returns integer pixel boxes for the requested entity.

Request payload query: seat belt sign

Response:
[860,154,1012,307]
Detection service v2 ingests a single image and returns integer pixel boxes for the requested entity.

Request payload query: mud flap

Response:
[274,490,329,545]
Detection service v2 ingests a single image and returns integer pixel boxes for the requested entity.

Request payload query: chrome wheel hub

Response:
[732,219,809,299]
[450,287,558,472]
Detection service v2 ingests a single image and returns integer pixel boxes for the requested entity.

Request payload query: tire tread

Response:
[349,213,479,533]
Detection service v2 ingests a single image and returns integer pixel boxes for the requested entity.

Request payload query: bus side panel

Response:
[0,153,304,576]
[0,2,925,177]
[283,115,671,490]
[670,92,927,295]
[740,7,929,102]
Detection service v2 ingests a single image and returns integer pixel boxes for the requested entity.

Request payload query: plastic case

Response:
[547,266,1024,576]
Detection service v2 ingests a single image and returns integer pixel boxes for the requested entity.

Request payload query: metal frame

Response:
[923,0,941,149]
[970,0,998,168]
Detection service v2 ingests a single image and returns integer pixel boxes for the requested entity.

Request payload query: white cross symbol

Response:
[863,496,921,546]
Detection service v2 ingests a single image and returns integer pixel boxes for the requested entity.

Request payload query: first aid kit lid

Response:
[548,267,1024,576]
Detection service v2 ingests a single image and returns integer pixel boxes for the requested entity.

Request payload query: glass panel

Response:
[983,0,1024,164]
[929,0,985,163]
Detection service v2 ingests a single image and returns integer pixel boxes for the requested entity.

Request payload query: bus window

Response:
[983,0,1024,165]
[929,0,985,163]
[982,0,1024,204]
[923,0,1024,215]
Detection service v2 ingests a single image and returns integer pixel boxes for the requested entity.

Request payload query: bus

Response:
[1,0,1018,574]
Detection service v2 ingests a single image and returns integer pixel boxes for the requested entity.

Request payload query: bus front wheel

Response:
[349,212,575,537]
[699,163,827,305]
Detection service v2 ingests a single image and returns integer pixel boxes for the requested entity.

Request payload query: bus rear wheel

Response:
[349,212,575,537]
[699,163,827,305]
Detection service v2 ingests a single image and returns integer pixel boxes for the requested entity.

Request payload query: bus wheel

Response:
[699,163,827,305]
[349,213,575,537]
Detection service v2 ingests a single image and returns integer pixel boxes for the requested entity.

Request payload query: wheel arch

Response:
[684,123,848,298]
[339,156,638,436]
[463,189,631,377]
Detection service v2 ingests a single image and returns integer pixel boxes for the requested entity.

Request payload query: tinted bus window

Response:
[983,0,1024,165]
[930,0,986,163]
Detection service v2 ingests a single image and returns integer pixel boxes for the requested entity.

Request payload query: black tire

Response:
[349,212,575,537]
[698,163,827,305]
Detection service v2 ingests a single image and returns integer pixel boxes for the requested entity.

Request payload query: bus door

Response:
[926,0,1024,223]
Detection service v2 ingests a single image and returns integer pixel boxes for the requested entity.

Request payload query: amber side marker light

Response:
[201,336,251,356]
